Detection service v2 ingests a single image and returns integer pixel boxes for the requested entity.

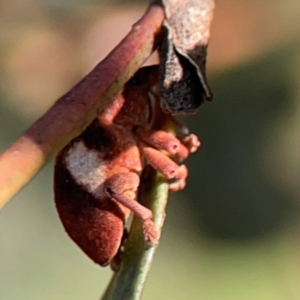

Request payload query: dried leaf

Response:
[153,0,215,114]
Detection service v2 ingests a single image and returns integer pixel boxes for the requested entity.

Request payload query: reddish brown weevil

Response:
[54,65,200,267]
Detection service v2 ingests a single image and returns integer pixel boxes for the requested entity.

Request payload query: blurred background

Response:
[1,0,300,299]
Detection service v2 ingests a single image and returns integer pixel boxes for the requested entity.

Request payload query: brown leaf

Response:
[153,0,215,114]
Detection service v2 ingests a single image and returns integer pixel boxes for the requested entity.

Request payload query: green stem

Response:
[101,167,169,300]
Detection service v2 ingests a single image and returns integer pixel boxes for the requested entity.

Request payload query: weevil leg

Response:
[165,115,201,154]
[136,129,182,155]
[104,173,159,245]
[180,133,201,154]
[136,128,200,162]
[141,145,188,192]
[109,192,159,245]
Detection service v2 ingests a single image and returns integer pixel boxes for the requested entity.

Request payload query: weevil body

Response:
[54,66,200,267]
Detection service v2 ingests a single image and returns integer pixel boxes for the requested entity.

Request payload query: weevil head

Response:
[114,65,162,129]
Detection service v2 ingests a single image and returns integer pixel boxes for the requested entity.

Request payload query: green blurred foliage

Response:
[1,0,300,299]
[187,45,297,239]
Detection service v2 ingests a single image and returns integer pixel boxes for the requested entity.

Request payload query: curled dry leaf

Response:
[153,0,215,114]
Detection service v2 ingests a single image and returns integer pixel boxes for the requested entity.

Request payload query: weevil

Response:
[54,65,200,267]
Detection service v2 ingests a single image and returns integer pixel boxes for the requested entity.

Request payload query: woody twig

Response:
[0,4,164,209]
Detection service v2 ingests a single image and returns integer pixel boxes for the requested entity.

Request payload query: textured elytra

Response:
[153,0,215,114]
[64,140,108,198]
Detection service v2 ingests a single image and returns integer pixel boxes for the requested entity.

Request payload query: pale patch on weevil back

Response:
[64,141,108,197]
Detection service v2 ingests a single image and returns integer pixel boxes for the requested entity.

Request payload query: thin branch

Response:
[0,4,164,210]
[101,167,169,300]
[101,119,177,300]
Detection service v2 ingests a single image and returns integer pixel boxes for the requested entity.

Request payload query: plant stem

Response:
[0,4,164,210]
[101,167,169,300]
